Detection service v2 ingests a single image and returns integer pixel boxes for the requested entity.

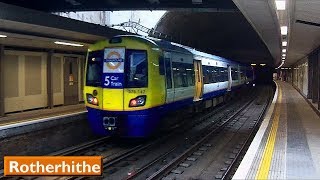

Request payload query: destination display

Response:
[103,48,125,88]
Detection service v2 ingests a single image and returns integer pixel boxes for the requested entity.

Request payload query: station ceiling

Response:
[155,11,273,65]
[0,2,129,53]
[234,0,320,67]
[0,0,236,12]
[0,1,275,66]
[2,1,319,68]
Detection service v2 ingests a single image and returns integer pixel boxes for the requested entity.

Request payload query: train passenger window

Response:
[165,58,172,89]
[185,64,195,86]
[221,67,228,82]
[203,65,229,84]
[202,66,209,84]
[172,62,194,88]
[217,67,223,82]
[125,50,148,88]
[212,67,228,82]
[212,67,218,83]
[172,62,186,88]
[231,68,239,80]
[240,66,246,81]
[202,66,214,84]
[86,50,103,87]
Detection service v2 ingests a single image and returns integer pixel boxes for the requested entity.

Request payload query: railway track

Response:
[131,90,260,180]
[147,85,273,180]
[220,86,273,180]
[91,88,258,179]
[37,88,253,180]
[0,86,266,180]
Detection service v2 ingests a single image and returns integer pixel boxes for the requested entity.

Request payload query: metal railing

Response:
[111,21,173,40]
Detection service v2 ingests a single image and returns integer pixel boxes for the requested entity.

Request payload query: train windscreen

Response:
[86,50,103,87]
[86,49,147,88]
[125,50,148,88]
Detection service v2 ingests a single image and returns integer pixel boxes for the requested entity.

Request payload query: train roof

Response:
[113,35,191,54]
[113,35,248,66]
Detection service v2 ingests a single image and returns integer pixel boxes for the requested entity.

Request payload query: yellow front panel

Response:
[102,89,123,111]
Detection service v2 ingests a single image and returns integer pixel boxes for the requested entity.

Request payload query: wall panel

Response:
[4,55,19,98]
[25,56,42,96]
[52,56,64,105]
[4,51,47,113]
[292,57,308,97]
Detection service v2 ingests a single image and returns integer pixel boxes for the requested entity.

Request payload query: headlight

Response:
[129,95,146,107]
[87,93,99,106]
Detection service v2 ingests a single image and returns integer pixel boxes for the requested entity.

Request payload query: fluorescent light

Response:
[281,26,288,35]
[192,0,202,4]
[282,49,286,53]
[251,63,257,66]
[0,35,7,38]
[282,41,287,46]
[260,64,266,66]
[54,41,84,47]
[282,54,286,56]
[275,0,286,10]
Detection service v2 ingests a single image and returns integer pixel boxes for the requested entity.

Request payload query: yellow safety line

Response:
[255,86,282,179]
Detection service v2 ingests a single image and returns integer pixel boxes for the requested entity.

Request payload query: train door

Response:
[194,60,203,101]
[164,52,174,103]
[64,57,79,105]
[227,65,232,91]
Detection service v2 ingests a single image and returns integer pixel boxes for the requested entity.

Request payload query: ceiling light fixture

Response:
[54,41,84,47]
[282,49,286,53]
[251,63,257,66]
[281,26,288,35]
[275,0,286,10]
[260,64,266,66]
[282,41,287,46]
[0,35,7,38]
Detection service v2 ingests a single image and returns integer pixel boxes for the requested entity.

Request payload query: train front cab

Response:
[84,37,166,137]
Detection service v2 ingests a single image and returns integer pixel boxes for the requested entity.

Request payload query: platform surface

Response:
[0,104,86,126]
[233,81,320,179]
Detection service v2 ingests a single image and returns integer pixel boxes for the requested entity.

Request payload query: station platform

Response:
[0,104,86,127]
[233,81,320,179]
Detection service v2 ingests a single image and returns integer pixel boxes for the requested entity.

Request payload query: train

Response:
[84,35,254,137]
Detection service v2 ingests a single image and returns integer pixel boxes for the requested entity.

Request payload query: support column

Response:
[312,52,318,103]
[0,45,4,116]
[318,50,320,110]
[307,55,312,99]
[47,50,54,109]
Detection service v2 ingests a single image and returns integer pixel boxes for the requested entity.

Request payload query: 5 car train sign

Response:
[103,48,125,88]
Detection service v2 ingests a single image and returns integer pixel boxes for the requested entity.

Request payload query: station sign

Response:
[103,48,125,88]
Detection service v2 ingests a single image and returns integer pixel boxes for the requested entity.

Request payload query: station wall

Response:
[3,50,85,113]
[292,57,308,97]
